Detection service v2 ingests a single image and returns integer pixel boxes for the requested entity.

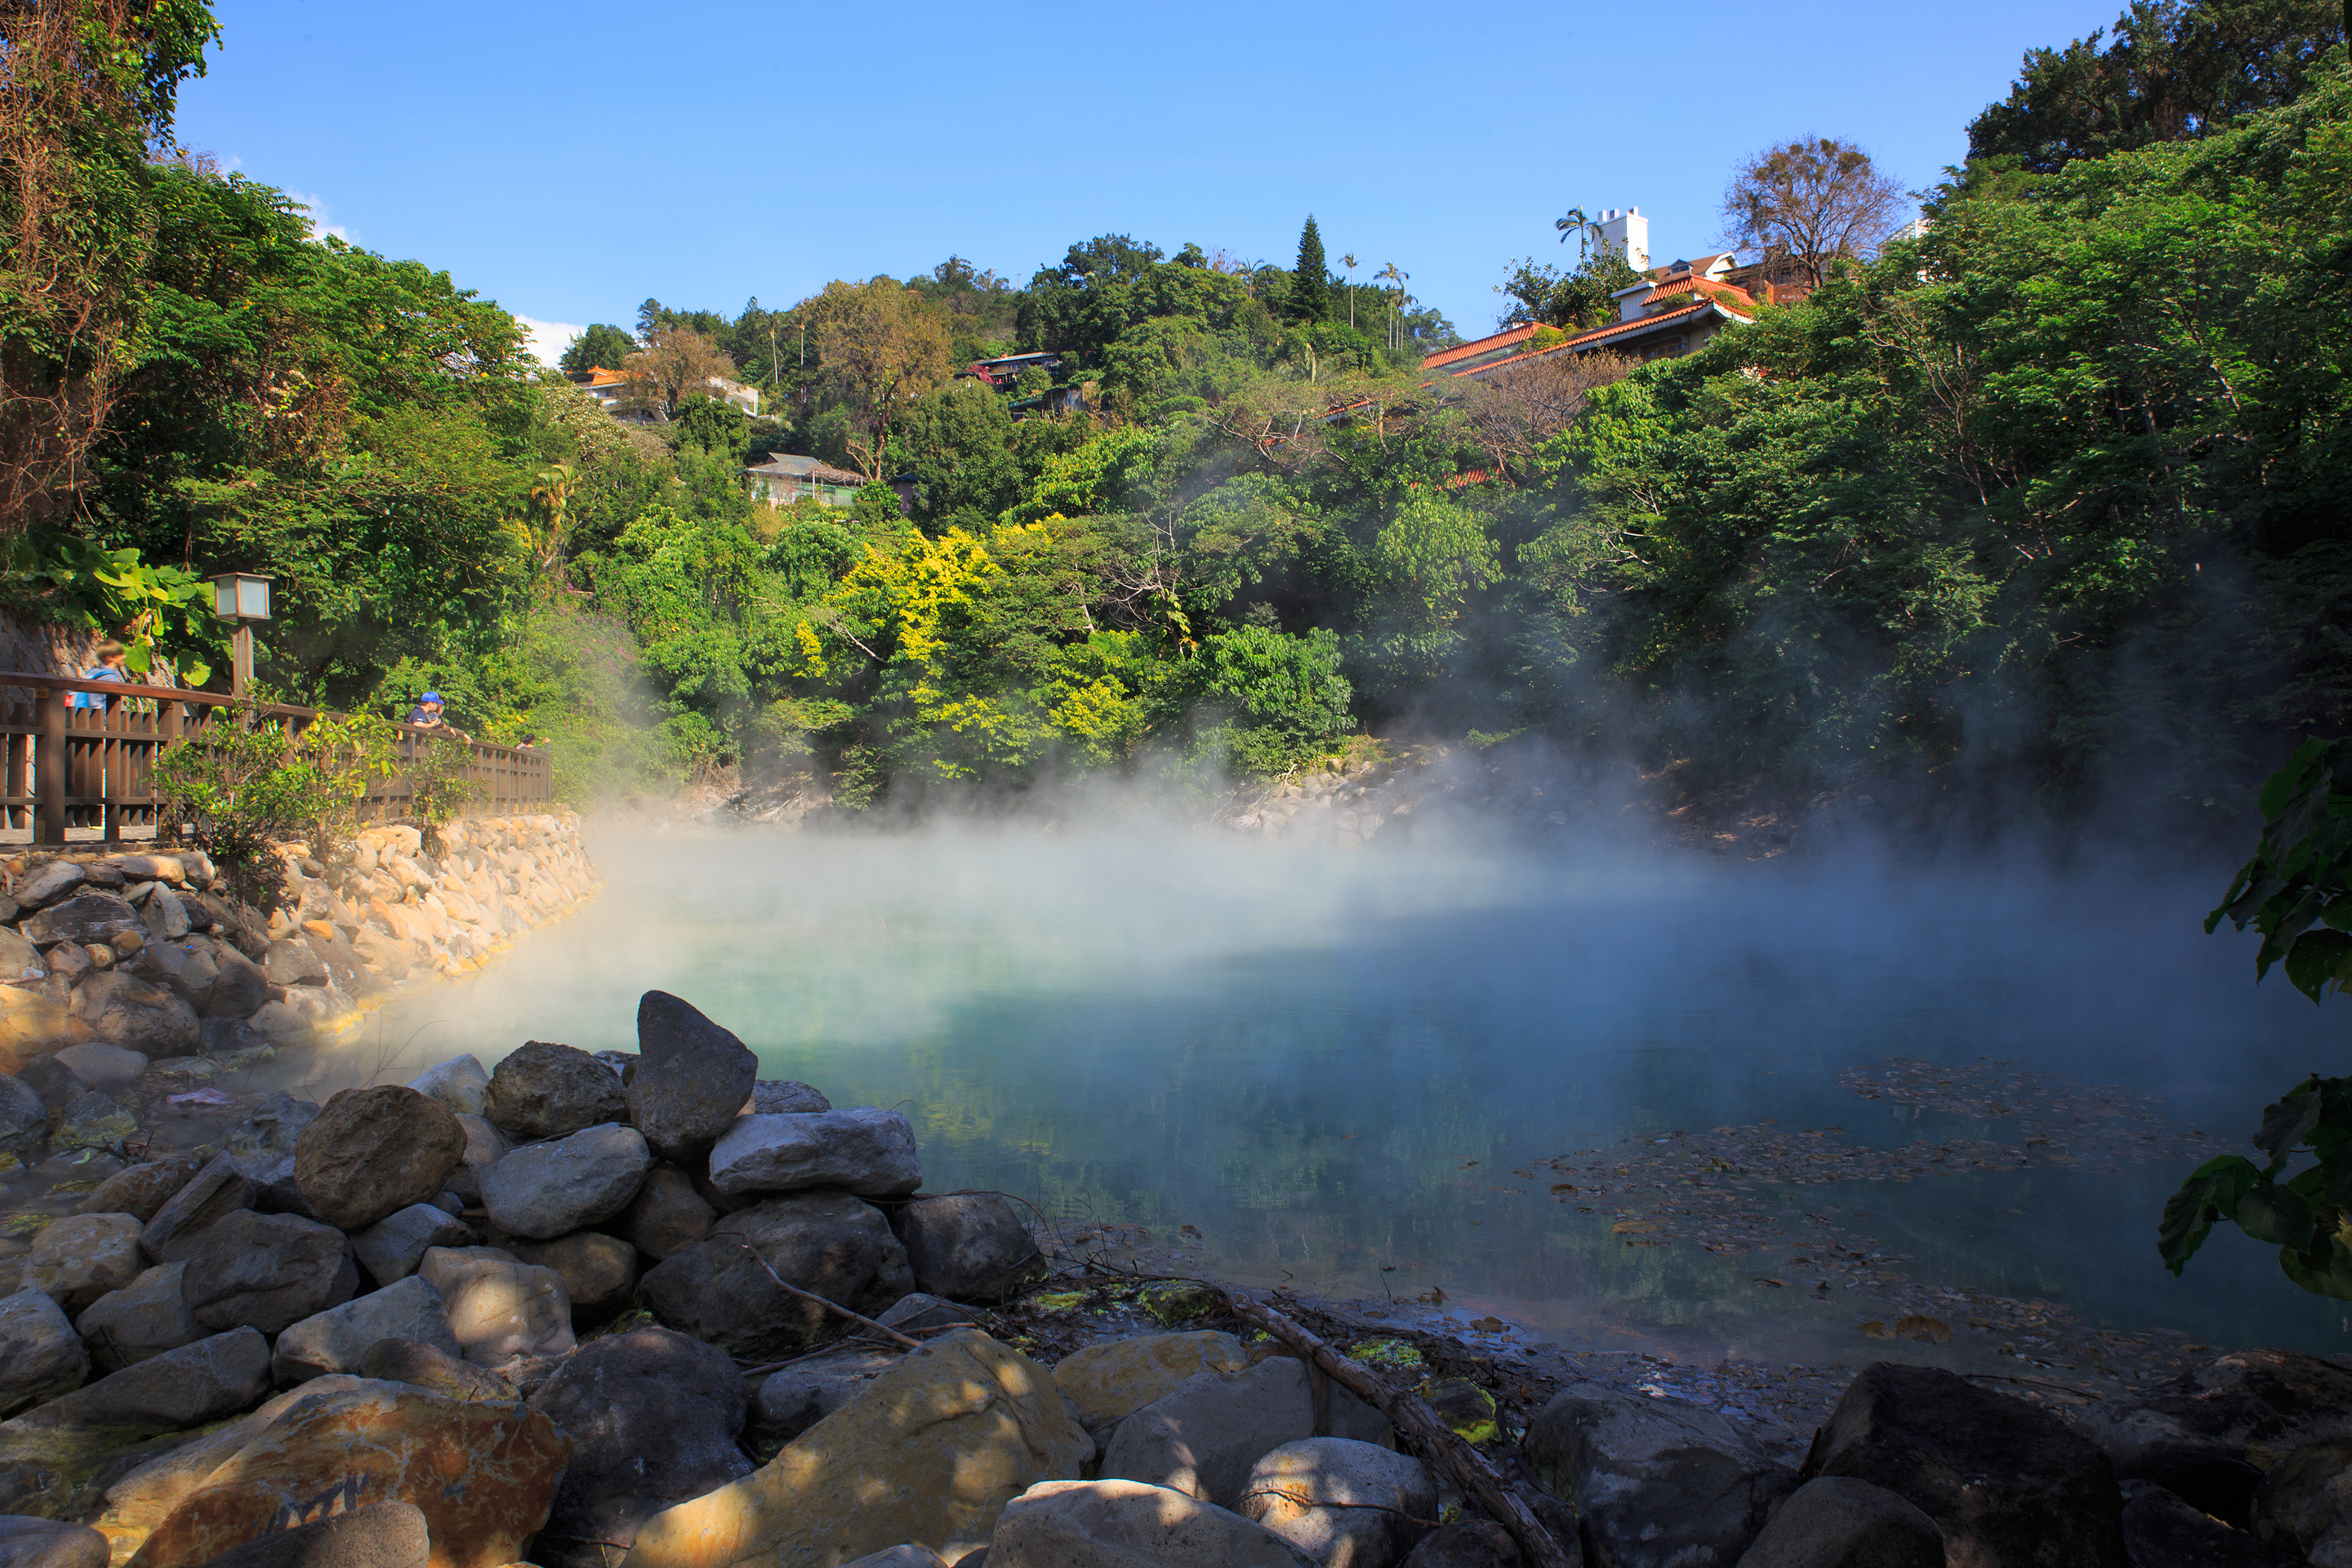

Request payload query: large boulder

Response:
[1054,1331,1251,1433]
[416,1246,574,1366]
[129,936,217,1015]
[189,1502,429,1568]
[221,1094,319,1209]
[201,944,272,1019]
[0,1515,109,1568]
[292,1085,465,1231]
[479,1122,652,1240]
[1100,1356,1391,1508]
[0,1075,44,1161]
[2123,1478,2296,1568]
[21,893,141,948]
[1236,1437,1438,1568]
[2254,1437,2352,1565]
[178,1210,359,1335]
[482,1040,627,1141]
[14,862,86,911]
[1797,1361,2126,1568]
[706,1107,923,1199]
[615,1165,715,1260]
[74,1263,201,1372]
[20,1214,143,1313]
[987,1478,1317,1568]
[408,1054,489,1116]
[750,1345,899,1447]
[621,1329,1089,1568]
[0,928,42,984]
[892,1193,1045,1301]
[526,1327,755,1568]
[505,1232,639,1318]
[140,1152,256,1263]
[443,1112,508,1205]
[628,991,760,1162]
[119,1381,570,1568]
[270,1276,461,1386]
[751,1080,830,1114]
[1529,1382,1797,1568]
[1396,1521,1524,1568]
[2078,1348,2352,1526]
[53,1042,145,1091]
[66,973,197,1058]
[74,1154,203,1223]
[350,1203,479,1285]
[359,1338,516,1404]
[1735,1475,1944,1568]
[260,938,325,989]
[2,1327,268,1436]
[51,1091,135,1152]
[639,1190,914,1360]
[0,1290,86,1419]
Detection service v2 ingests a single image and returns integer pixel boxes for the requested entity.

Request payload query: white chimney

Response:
[1587,207,1650,271]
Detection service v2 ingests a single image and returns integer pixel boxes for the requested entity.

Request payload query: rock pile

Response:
[0,814,598,1069]
[0,985,2336,1568]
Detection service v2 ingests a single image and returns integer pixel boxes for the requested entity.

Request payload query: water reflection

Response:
[349,822,2348,1362]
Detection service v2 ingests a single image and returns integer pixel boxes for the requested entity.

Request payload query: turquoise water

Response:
[348,822,2349,1363]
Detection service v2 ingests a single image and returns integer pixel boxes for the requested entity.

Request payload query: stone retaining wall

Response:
[0,813,598,1066]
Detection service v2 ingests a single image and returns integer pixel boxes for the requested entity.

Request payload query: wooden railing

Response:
[0,674,554,844]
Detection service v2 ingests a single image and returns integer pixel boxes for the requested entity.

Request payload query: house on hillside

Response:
[745,452,869,506]
[960,351,1062,390]
[1423,252,1763,381]
[569,368,760,418]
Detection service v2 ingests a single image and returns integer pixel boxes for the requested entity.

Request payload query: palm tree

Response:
[1342,254,1359,328]
[1374,263,1408,350]
[1553,206,1590,259]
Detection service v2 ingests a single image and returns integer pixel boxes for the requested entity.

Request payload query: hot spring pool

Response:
[345,821,2346,1367]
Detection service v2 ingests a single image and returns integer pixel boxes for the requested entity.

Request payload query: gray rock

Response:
[1102,1357,1392,1507]
[479,1122,651,1241]
[2122,1479,2295,1568]
[51,1091,132,1151]
[9,1059,74,1116]
[3,1326,268,1434]
[751,1344,899,1446]
[1526,1381,1793,1568]
[191,1501,430,1568]
[0,929,42,987]
[506,1232,638,1317]
[526,1326,755,1566]
[751,1080,831,1114]
[141,1150,256,1263]
[198,1014,265,1057]
[51,1043,144,1091]
[65,972,196,1058]
[140,885,190,945]
[0,1290,85,1418]
[2079,1348,2352,1526]
[1796,1361,2124,1568]
[615,1165,715,1260]
[415,1245,574,1365]
[203,943,272,1018]
[482,1040,627,1140]
[593,1049,637,1081]
[74,1153,203,1222]
[0,1076,43,1159]
[871,1291,976,1338]
[262,937,327,987]
[13,862,86,911]
[443,1112,508,1205]
[2256,1438,2352,1566]
[839,1550,947,1568]
[293,1085,466,1231]
[892,1193,1045,1301]
[350,1203,479,1285]
[20,1213,143,1312]
[271,1276,460,1385]
[179,1209,359,1334]
[19,893,139,948]
[357,1337,515,1402]
[73,1262,200,1370]
[990,1479,1317,1568]
[1397,1522,1525,1568]
[1237,1437,1437,1568]
[1735,1476,1943,1568]
[0,1515,108,1568]
[706,1107,923,1199]
[629,991,760,1163]
[407,1054,489,1116]
[639,1189,915,1360]
[129,935,216,1013]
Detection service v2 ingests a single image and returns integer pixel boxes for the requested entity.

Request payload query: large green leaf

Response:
[2159,1155,2262,1274]
[2236,1180,2318,1250]
[2280,1224,2352,1302]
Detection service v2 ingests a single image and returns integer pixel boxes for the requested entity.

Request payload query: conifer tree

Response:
[1292,216,1330,323]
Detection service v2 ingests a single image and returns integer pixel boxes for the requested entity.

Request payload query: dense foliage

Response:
[1,0,2345,823]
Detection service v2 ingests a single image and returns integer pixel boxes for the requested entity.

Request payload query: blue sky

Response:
[177,0,2126,363]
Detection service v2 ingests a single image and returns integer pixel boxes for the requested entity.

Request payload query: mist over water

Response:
[349,818,2349,1365]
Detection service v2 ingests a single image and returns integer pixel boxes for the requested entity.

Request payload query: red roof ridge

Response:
[1421,323,1541,370]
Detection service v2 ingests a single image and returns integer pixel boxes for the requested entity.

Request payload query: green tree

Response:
[559,323,636,374]
[1292,216,1330,323]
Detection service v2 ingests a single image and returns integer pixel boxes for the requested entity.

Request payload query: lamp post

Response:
[207,572,272,699]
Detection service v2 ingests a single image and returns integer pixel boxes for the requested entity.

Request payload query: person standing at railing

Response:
[403,690,471,742]
[69,643,129,709]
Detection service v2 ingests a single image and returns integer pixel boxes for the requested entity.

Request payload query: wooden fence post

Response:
[37,693,65,846]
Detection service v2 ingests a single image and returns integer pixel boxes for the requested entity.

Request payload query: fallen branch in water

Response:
[734,1241,923,1350]
[1219,1287,1577,1568]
